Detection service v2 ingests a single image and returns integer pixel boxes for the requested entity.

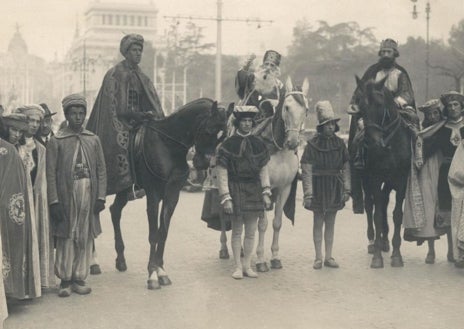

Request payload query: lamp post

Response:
[411,0,431,99]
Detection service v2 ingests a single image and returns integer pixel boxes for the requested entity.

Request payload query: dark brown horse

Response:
[355,76,412,268]
[109,98,227,289]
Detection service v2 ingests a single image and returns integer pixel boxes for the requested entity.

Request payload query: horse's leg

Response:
[381,186,391,252]
[146,186,161,290]
[219,212,229,259]
[89,240,101,275]
[370,178,385,268]
[256,212,269,272]
[391,187,405,267]
[363,176,375,254]
[270,186,291,269]
[426,239,436,264]
[154,176,185,286]
[110,187,130,271]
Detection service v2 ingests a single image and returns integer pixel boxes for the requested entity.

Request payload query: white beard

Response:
[253,66,281,97]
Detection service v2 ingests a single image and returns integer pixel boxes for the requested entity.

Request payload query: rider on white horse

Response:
[235,50,285,120]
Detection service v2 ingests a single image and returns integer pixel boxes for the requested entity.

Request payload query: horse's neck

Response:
[159,109,205,147]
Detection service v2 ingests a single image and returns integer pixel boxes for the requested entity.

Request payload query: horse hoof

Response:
[447,253,455,263]
[270,259,283,269]
[256,262,269,272]
[391,256,404,267]
[367,244,375,254]
[370,257,384,269]
[115,259,127,272]
[219,249,230,259]
[381,240,390,252]
[147,279,161,290]
[90,264,102,275]
[159,276,172,286]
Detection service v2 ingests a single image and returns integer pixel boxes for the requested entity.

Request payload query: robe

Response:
[46,127,107,240]
[0,138,41,299]
[86,60,164,195]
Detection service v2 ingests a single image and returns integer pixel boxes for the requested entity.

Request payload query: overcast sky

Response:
[0,0,463,61]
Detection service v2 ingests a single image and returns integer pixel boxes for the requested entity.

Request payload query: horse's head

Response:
[192,101,228,170]
[354,75,397,148]
[280,76,310,150]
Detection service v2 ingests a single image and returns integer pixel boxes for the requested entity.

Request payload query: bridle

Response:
[363,101,402,147]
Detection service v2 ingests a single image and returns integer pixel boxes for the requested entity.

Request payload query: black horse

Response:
[355,76,412,268]
[109,98,227,289]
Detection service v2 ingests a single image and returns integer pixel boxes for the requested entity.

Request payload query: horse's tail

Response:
[283,174,298,225]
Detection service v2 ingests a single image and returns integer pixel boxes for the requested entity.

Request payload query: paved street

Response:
[4,189,464,329]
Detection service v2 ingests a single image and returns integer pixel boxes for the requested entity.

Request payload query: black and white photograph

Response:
[0,0,463,328]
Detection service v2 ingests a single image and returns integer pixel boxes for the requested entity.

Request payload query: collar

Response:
[236,130,251,137]
[55,126,95,139]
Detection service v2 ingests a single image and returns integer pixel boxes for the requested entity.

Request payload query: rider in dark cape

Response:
[87,34,164,195]
[347,38,417,213]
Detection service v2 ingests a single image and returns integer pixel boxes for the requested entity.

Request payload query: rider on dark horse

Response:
[87,34,165,197]
[347,38,418,213]
[235,50,285,120]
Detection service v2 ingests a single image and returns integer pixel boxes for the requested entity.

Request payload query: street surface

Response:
[4,188,463,329]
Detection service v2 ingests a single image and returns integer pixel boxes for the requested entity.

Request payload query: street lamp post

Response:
[411,0,431,99]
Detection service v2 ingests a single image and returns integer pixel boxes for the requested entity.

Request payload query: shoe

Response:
[324,258,339,268]
[425,253,435,264]
[243,268,258,278]
[232,268,243,280]
[313,259,322,270]
[58,280,72,297]
[71,280,92,295]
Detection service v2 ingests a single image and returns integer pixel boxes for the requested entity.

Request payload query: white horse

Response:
[218,77,310,271]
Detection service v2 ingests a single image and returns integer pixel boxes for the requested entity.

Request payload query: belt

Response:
[73,163,90,180]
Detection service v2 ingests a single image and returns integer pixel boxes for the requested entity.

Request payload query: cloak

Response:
[86,60,164,195]
[46,127,107,239]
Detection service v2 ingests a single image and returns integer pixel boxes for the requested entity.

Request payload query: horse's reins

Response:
[145,116,209,150]
[271,91,308,150]
[365,106,401,147]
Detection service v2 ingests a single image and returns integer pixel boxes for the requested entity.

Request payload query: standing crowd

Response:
[1,33,464,326]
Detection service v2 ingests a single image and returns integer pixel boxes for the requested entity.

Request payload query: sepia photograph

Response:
[0,0,463,328]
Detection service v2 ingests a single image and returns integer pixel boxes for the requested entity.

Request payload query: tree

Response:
[428,19,464,92]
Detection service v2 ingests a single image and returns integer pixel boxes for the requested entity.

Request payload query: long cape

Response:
[86,60,164,195]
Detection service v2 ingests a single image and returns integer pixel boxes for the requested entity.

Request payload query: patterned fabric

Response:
[86,60,163,195]
[301,134,349,212]
[0,139,41,299]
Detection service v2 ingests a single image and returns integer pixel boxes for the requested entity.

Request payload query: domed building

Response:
[0,26,52,113]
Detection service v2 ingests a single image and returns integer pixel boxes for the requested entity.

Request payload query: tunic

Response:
[216,134,270,219]
[301,134,349,212]
[0,139,41,299]
[18,138,54,287]
[86,60,164,195]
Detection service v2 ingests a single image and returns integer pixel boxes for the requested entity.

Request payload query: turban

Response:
[233,105,259,120]
[440,91,464,107]
[2,113,29,131]
[62,94,87,113]
[14,104,45,119]
[120,34,144,56]
[316,101,340,127]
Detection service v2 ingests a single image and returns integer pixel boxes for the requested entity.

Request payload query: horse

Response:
[109,98,227,289]
[217,77,309,272]
[354,76,412,268]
